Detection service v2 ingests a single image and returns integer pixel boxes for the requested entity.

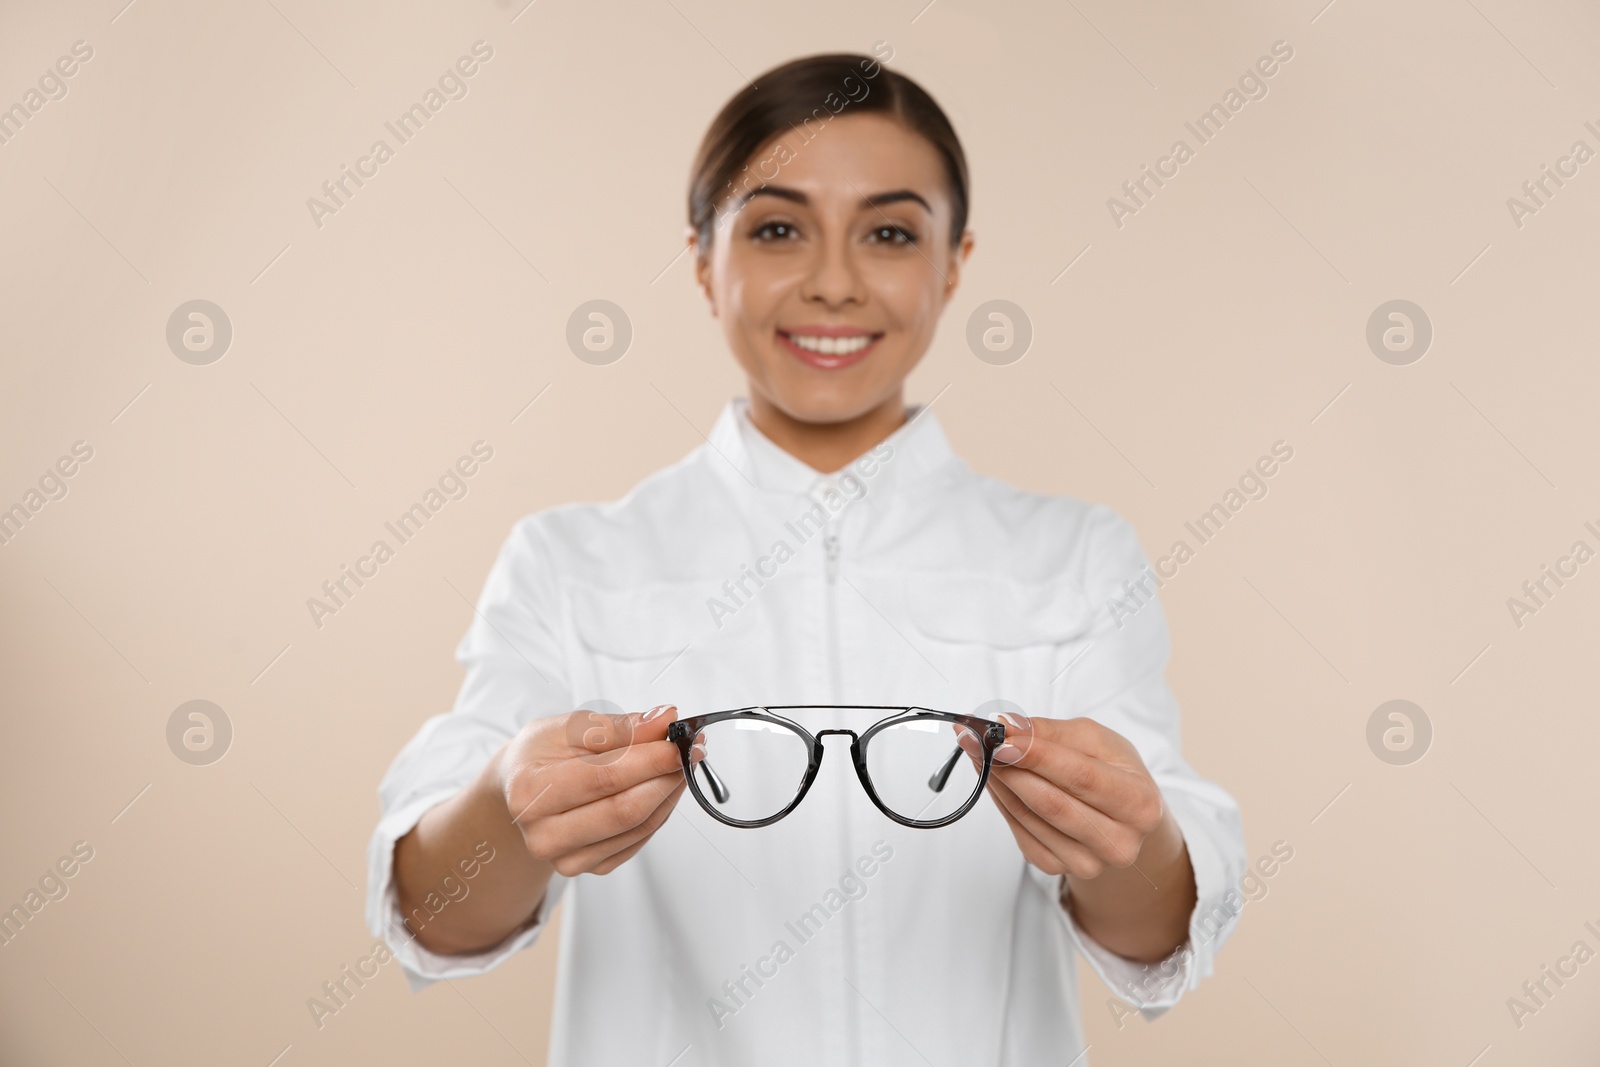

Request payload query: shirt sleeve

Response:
[364,514,577,992]
[1047,503,1248,1019]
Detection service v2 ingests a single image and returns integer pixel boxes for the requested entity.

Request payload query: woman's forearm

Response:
[1062,808,1196,963]
[392,746,554,956]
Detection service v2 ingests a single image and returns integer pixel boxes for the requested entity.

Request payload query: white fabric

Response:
[365,396,1247,1066]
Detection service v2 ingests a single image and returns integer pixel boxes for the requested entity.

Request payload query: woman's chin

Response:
[761,387,896,428]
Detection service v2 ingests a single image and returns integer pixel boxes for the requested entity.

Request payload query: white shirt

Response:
[366,396,1247,1066]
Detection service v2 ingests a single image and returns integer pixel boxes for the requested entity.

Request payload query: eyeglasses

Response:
[666,705,1009,829]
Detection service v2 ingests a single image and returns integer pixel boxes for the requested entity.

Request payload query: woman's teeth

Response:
[785,333,875,355]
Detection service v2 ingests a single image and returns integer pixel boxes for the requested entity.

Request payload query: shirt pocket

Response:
[893,570,1099,707]
[566,579,763,710]
[903,571,1097,648]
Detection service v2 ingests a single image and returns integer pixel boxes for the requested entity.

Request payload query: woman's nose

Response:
[799,238,866,307]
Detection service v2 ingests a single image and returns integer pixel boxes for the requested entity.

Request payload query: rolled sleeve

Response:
[364,515,577,990]
[1047,504,1249,1017]
[1054,785,1244,1018]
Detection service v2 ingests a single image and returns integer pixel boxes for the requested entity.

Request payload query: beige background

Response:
[2,0,1598,1063]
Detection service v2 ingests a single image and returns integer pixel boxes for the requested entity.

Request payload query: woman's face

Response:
[693,112,973,426]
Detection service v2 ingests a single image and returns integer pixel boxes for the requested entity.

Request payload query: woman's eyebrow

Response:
[862,189,932,213]
[735,185,933,214]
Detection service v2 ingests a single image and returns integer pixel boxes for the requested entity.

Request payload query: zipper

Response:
[821,513,844,696]
[821,514,843,699]
[820,510,858,1060]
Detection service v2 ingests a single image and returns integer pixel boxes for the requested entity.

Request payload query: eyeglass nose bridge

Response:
[813,728,861,742]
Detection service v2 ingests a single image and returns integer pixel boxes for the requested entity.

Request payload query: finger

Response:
[505,704,684,818]
[997,733,1165,839]
[992,709,1036,764]
[987,774,1092,878]
[1014,715,1139,761]
[525,770,683,871]
[524,769,684,865]
[985,774,1059,873]
[987,771,1106,879]
[992,764,1147,870]
[589,833,653,876]
[514,734,688,821]
[587,779,688,875]
[549,774,687,876]
[559,703,679,758]
[994,729,1151,819]
[999,716,1147,774]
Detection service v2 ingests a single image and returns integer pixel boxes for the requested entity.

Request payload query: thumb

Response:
[992,710,1034,766]
[562,704,678,761]
[630,702,679,743]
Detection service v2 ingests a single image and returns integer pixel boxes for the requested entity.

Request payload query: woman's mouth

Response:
[776,328,883,371]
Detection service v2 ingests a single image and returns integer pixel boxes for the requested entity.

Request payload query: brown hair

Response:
[688,51,970,255]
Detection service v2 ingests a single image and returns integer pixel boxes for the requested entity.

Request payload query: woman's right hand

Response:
[497,703,695,878]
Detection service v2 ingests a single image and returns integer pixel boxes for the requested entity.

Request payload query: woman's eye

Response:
[867,224,917,245]
[751,221,798,242]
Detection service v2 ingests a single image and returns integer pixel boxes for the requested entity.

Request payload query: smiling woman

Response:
[373,50,1246,1067]
[686,52,974,471]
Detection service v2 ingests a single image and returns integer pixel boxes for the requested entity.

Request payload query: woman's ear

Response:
[941,229,976,304]
[687,225,717,316]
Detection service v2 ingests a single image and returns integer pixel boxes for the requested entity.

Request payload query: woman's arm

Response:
[1058,806,1195,962]
[393,745,554,956]
[392,704,690,956]
[982,714,1198,962]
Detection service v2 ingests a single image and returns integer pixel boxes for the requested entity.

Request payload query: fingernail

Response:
[998,711,1028,731]
[690,742,706,762]
[642,703,676,722]
[995,742,1023,764]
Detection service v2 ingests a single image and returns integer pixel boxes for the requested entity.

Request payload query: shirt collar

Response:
[704,395,957,501]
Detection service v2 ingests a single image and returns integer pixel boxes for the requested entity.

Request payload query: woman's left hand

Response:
[971,711,1196,961]
[977,713,1167,878]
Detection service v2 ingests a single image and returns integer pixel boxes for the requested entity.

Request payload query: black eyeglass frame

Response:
[666,704,1009,829]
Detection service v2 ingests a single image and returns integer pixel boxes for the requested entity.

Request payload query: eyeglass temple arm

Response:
[929,721,1008,792]
[698,757,730,804]
[669,722,731,804]
[927,746,964,793]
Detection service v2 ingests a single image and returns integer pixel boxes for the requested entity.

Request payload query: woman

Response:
[367,52,1246,1065]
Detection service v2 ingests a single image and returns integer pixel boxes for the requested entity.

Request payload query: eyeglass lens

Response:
[689,718,811,823]
[865,717,985,824]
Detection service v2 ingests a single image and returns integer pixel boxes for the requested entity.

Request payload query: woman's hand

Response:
[499,703,694,878]
[395,703,694,957]
[976,712,1197,962]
